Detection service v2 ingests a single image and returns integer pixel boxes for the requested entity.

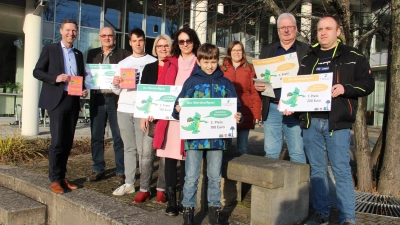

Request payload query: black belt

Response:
[92,90,114,97]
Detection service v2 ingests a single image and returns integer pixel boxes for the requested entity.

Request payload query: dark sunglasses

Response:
[178,39,193,45]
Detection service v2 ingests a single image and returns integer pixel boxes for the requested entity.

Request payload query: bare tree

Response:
[375,0,400,196]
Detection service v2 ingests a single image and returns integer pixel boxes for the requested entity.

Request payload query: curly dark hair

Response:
[171,27,201,58]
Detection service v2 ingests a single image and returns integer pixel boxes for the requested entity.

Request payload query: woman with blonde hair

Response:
[133,34,173,204]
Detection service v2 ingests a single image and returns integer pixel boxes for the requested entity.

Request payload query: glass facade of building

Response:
[0,0,390,126]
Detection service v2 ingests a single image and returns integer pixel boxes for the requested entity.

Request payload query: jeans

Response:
[263,102,306,163]
[182,150,222,207]
[236,129,250,154]
[90,94,124,175]
[303,118,355,224]
[117,112,165,191]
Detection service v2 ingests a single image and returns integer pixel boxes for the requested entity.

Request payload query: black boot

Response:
[182,206,195,225]
[208,206,221,225]
[177,188,184,214]
[165,187,178,216]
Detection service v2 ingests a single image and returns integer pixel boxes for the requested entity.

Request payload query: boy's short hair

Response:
[197,43,219,61]
[129,28,145,40]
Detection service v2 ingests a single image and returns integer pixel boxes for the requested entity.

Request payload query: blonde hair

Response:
[152,34,172,56]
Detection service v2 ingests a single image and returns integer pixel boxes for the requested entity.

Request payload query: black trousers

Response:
[47,94,80,182]
[165,158,185,190]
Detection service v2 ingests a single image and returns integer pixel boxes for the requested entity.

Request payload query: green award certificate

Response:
[179,98,237,140]
[134,84,182,120]
[85,64,117,89]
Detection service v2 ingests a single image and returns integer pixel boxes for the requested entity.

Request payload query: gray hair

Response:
[99,27,115,36]
[276,13,297,28]
[152,34,173,56]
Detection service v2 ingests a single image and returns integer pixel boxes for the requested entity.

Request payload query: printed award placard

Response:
[68,76,83,96]
[134,84,182,120]
[120,68,136,89]
[279,73,333,112]
[179,98,237,140]
[253,53,299,89]
[85,64,117,89]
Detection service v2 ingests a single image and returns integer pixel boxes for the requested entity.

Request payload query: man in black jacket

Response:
[86,27,131,184]
[255,13,309,163]
[33,19,88,194]
[298,16,374,225]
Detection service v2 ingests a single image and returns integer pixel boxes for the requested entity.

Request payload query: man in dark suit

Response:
[255,13,310,163]
[33,19,88,194]
[86,27,131,184]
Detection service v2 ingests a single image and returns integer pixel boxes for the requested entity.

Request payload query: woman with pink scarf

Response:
[153,27,201,217]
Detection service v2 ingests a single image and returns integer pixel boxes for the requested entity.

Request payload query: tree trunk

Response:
[370,131,382,166]
[353,97,373,192]
[377,0,400,196]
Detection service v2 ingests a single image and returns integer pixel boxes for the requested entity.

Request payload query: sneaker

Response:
[132,191,151,204]
[304,212,329,225]
[87,171,104,182]
[112,184,135,196]
[116,174,125,185]
[156,190,166,203]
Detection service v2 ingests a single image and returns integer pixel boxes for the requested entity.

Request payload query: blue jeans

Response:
[263,102,306,163]
[236,129,250,154]
[182,150,223,207]
[303,118,355,224]
[90,94,124,175]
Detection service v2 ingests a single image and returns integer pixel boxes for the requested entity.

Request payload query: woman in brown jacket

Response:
[221,41,262,154]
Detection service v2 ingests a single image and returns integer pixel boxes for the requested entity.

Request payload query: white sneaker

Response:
[112,184,135,196]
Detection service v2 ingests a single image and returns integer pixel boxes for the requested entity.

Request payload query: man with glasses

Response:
[86,27,131,184]
[255,13,309,163]
[111,28,158,204]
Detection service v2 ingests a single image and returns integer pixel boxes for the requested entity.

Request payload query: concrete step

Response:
[0,186,46,225]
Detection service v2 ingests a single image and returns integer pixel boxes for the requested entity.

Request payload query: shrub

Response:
[0,135,46,164]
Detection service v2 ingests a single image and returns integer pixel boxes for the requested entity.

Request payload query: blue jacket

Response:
[172,65,241,151]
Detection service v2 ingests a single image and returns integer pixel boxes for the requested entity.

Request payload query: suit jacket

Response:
[259,40,311,121]
[140,60,159,85]
[33,42,86,111]
[86,47,131,64]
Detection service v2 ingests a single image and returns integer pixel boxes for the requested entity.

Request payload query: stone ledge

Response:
[0,186,46,225]
[0,165,187,225]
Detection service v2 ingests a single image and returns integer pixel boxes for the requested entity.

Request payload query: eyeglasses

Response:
[99,34,114,38]
[156,45,170,49]
[278,26,296,31]
[178,39,193,45]
[231,49,243,53]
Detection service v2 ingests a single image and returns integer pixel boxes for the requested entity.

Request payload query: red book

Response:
[120,68,136,89]
[68,76,83,96]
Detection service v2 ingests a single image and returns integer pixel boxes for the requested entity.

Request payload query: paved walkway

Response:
[1,117,399,224]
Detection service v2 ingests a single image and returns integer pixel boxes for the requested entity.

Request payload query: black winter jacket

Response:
[259,40,311,121]
[297,40,375,131]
